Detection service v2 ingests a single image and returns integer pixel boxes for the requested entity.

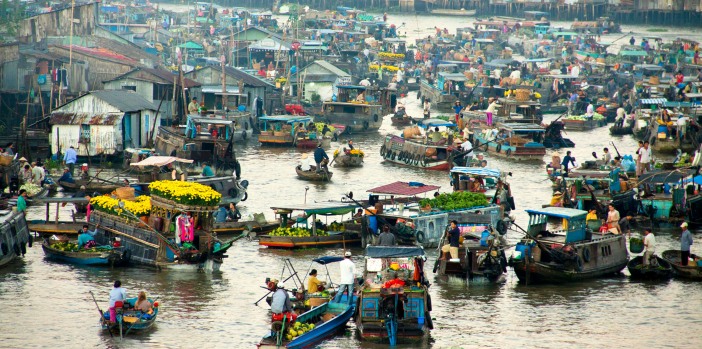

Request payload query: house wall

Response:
[48,46,136,90]
[104,78,174,118]
[186,67,268,111]
[19,3,97,44]
[304,81,333,101]
[51,124,123,156]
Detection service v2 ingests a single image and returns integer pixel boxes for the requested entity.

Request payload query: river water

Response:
[2,9,702,349]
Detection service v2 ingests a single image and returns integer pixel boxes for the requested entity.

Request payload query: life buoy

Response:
[404,153,412,164]
[496,143,502,153]
[398,151,405,162]
[0,242,7,255]
[415,230,426,243]
[496,220,507,235]
[362,120,369,130]
[422,156,428,167]
[582,246,591,263]
[505,149,512,156]
[243,121,249,130]
[575,255,584,271]
[13,244,20,256]
[122,249,132,262]
[373,114,379,122]
[391,151,397,160]
[27,234,33,248]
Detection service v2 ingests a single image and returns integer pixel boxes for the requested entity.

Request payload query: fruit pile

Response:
[314,122,335,134]
[564,113,605,121]
[268,227,329,237]
[51,241,112,252]
[327,221,345,231]
[285,322,316,341]
[368,64,400,72]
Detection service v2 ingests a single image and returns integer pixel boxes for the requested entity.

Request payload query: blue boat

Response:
[257,301,354,349]
[101,297,159,335]
[472,123,546,161]
[42,239,127,266]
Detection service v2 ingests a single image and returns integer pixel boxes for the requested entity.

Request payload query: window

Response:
[122,85,137,91]
[152,84,173,101]
[79,124,90,144]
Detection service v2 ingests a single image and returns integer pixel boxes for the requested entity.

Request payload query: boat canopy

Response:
[525,207,587,219]
[259,115,312,123]
[663,101,693,107]
[313,256,345,265]
[437,73,467,82]
[365,246,425,258]
[500,123,545,132]
[418,118,456,128]
[450,167,502,178]
[639,98,667,105]
[366,181,441,196]
[130,156,194,167]
[188,115,233,125]
[620,50,648,57]
[637,169,695,185]
[270,202,358,215]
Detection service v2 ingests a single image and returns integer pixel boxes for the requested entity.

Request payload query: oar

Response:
[82,168,105,187]
[89,291,113,338]
[123,296,160,337]
[253,273,298,306]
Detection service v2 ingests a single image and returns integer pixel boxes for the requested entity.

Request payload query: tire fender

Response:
[582,246,591,263]
[415,230,426,243]
[505,148,512,156]
[496,143,502,153]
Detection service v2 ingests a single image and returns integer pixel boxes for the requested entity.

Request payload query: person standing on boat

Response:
[16,189,27,213]
[313,144,329,173]
[639,141,652,175]
[77,224,98,248]
[453,101,463,124]
[376,225,396,246]
[486,98,499,126]
[606,204,621,234]
[63,145,77,176]
[441,220,461,260]
[680,222,694,266]
[333,251,356,305]
[108,280,126,324]
[561,151,576,176]
[643,229,656,266]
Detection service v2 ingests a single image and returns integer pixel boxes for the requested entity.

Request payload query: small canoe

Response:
[627,255,673,279]
[257,301,354,349]
[213,219,284,236]
[661,250,702,280]
[333,154,363,168]
[58,180,119,194]
[102,297,159,335]
[295,165,332,182]
[42,239,127,266]
[609,125,633,135]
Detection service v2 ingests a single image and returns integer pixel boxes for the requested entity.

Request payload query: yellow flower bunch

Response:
[148,180,221,206]
[368,64,400,72]
[333,149,340,157]
[349,149,365,157]
[378,52,405,60]
[90,195,152,218]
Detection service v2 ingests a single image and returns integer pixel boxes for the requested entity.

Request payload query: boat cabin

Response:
[320,85,383,132]
[450,167,506,196]
[258,115,314,146]
[525,207,589,243]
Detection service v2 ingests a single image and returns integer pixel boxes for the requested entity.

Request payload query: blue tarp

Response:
[365,246,425,258]
[525,207,587,219]
[313,256,345,265]
[450,167,502,178]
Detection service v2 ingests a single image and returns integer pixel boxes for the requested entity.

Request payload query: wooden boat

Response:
[509,207,629,283]
[661,250,702,280]
[318,85,383,133]
[419,66,468,111]
[627,255,673,279]
[391,108,413,126]
[381,120,463,171]
[58,180,119,194]
[430,8,476,16]
[257,301,354,349]
[561,115,607,131]
[213,219,283,236]
[434,226,508,284]
[610,124,634,135]
[102,297,159,335]
[0,210,31,268]
[29,221,85,237]
[258,115,313,147]
[42,239,127,266]
[258,203,361,249]
[295,165,333,182]
[332,148,364,168]
[356,246,431,345]
[472,123,547,161]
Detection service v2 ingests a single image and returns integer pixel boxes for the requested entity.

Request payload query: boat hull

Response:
[295,165,333,181]
[41,240,126,266]
[318,103,383,133]
[627,256,673,279]
[0,211,30,268]
[333,154,364,167]
[58,180,118,194]
[381,135,454,171]
[258,233,361,249]
[561,118,606,131]
[258,302,354,349]
[101,297,158,333]
[661,250,702,280]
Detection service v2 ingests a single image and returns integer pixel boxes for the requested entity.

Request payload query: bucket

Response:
[629,238,644,253]
[515,242,531,256]
[480,230,491,247]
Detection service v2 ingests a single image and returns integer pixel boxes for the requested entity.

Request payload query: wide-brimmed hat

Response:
[681,222,688,228]
[18,157,27,162]
[554,191,562,195]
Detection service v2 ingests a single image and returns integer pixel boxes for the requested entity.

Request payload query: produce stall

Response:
[562,113,607,131]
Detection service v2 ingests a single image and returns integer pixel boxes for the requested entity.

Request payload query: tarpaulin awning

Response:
[365,246,425,258]
[270,202,358,216]
[450,167,502,178]
[639,98,667,104]
[663,101,693,108]
[312,256,345,265]
[525,207,587,219]
[130,156,194,167]
[637,169,695,185]
[366,181,440,196]
[418,118,456,128]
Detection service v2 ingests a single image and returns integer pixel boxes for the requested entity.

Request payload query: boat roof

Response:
[639,98,667,104]
[418,118,456,128]
[365,246,425,258]
[366,181,441,196]
[130,156,194,167]
[270,202,357,215]
[637,169,695,185]
[188,115,233,125]
[312,256,345,265]
[525,207,587,219]
[437,73,468,81]
[545,74,579,79]
[450,167,502,178]
[259,115,313,123]
[500,123,545,132]
[336,85,366,90]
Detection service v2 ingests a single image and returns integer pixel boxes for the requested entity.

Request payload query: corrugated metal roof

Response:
[222,66,275,88]
[104,67,200,88]
[49,112,124,125]
[305,61,351,78]
[90,90,158,111]
[366,182,441,196]
[639,98,667,104]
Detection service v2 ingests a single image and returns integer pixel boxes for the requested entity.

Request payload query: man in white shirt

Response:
[676,114,688,141]
[270,282,292,314]
[643,228,656,266]
[615,107,626,127]
[108,280,126,323]
[460,139,474,165]
[333,251,356,305]
[639,141,652,174]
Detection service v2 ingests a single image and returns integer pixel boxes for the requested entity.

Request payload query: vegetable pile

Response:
[268,227,329,237]
[314,122,335,134]
[51,241,112,252]
[564,113,605,121]
[19,183,42,196]
[419,191,489,211]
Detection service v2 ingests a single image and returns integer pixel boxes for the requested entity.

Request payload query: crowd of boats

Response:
[2,2,702,347]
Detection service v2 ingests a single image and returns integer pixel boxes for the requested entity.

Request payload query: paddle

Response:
[123,296,159,337]
[89,290,113,338]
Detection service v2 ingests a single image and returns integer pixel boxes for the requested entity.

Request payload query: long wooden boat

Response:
[430,8,476,16]
[295,165,333,181]
[42,239,127,266]
[627,255,673,279]
[509,207,629,283]
[259,232,361,248]
[58,180,119,194]
[212,219,282,236]
[102,297,159,334]
[472,123,547,161]
[434,232,507,284]
[332,152,363,168]
[258,301,353,349]
[610,124,633,135]
[318,85,383,133]
[29,222,85,236]
[357,246,431,345]
[0,210,31,268]
[561,116,606,131]
[661,250,702,280]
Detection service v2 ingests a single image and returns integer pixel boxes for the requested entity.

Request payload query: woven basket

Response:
[114,187,135,200]
[0,155,12,166]
[515,89,531,101]
[649,76,660,85]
